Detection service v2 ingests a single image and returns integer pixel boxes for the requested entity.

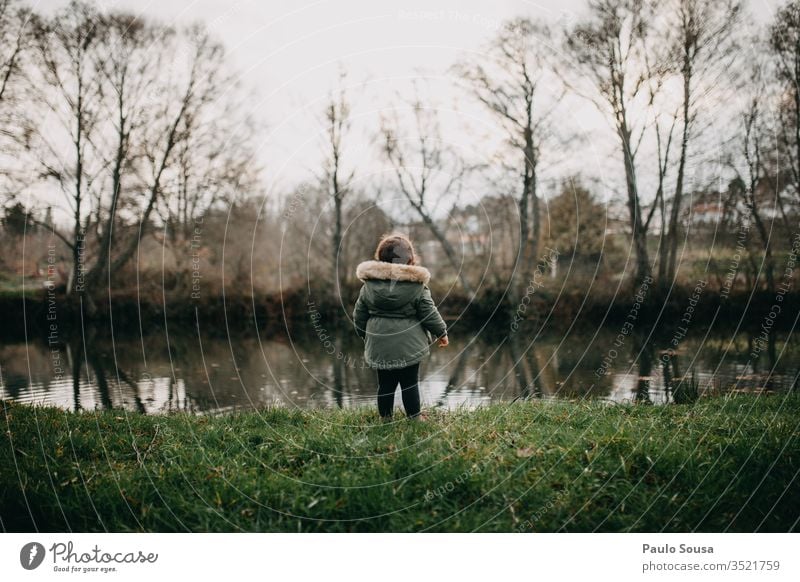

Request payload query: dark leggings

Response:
[376,363,421,418]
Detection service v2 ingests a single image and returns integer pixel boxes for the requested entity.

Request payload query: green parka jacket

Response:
[353,260,447,370]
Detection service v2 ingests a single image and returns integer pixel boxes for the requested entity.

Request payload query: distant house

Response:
[689,202,724,224]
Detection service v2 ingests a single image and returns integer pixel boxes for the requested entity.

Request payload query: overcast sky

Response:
[30,0,780,218]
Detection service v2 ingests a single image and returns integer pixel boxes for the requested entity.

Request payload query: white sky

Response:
[30,0,780,221]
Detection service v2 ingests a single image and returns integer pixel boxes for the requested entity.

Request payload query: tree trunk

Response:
[332,191,343,300]
[666,61,692,283]
[69,76,84,299]
[90,104,126,294]
[794,50,800,187]
[657,182,668,282]
[620,124,652,287]
[418,209,474,297]
[528,126,540,283]
[750,206,776,294]
[512,118,539,305]
[83,86,190,303]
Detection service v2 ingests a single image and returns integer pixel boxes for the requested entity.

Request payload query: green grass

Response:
[2,395,799,532]
[0,284,42,300]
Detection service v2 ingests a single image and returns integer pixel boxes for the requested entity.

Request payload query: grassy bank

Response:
[1,396,799,532]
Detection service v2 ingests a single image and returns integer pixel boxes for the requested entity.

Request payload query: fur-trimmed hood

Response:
[356,260,431,285]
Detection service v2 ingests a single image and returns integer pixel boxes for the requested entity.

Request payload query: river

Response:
[0,325,796,413]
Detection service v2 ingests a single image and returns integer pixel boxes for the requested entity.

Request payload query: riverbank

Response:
[1,283,798,340]
[2,395,798,532]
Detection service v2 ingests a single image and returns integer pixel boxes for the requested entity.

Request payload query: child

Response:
[353,234,449,420]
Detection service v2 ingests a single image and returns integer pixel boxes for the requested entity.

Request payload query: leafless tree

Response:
[91,24,233,297]
[564,0,655,287]
[85,13,171,294]
[27,1,246,311]
[160,94,261,242]
[455,17,558,302]
[28,0,104,297]
[0,0,30,124]
[640,43,679,282]
[729,57,777,294]
[0,0,33,198]
[380,95,474,297]
[321,71,354,301]
[770,0,800,224]
[0,0,22,86]
[662,0,742,284]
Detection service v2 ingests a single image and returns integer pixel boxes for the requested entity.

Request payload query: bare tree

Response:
[84,13,170,294]
[27,1,241,310]
[29,0,104,298]
[89,24,232,297]
[0,0,33,198]
[380,95,474,297]
[160,94,261,241]
[455,18,557,301]
[770,0,800,223]
[663,0,741,284]
[0,0,29,121]
[322,71,354,301]
[730,59,777,294]
[564,0,654,286]
[641,46,679,282]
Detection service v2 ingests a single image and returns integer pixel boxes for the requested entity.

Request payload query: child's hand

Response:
[438,335,449,347]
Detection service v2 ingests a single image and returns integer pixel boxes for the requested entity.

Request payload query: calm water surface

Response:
[0,326,796,413]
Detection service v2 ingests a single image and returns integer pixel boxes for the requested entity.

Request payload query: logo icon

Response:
[20,542,46,570]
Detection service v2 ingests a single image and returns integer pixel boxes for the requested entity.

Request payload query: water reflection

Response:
[0,326,796,414]
[635,334,654,404]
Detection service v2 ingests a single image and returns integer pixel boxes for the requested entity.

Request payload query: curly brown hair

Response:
[374,233,417,265]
